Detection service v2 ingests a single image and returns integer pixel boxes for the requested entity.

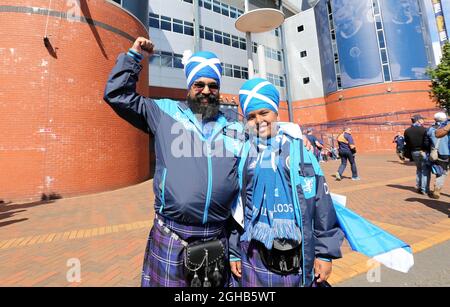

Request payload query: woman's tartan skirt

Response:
[238,240,303,287]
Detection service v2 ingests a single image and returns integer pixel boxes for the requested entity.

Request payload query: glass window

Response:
[161,51,172,67]
[214,30,223,44]
[172,19,183,34]
[173,54,183,69]
[203,0,212,10]
[242,67,248,80]
[239,38,246,50]
[272,50,278,60]
[233,65,241,79]
[200,26,205,39]
[205,27,214,41]
[375,15,382,30]
[225,64,233,77]
[280,76,285,87]
[184,0,193,3]
[160,16,171,31]
[149,13,159,28]
[277,51,282,62]
[223,33,231,46]
[213,0,221,13]
[232,35,239,48]
[149,51,160,66]
[334,63,340,74]
[237,9,244,17]
[377,31,385,48]
[253,43,257,54]
[184,21,194,36]
[275,28,280,37]
[383,64,391,82]
[303,77,310,84]
[373,1,380,15]
[274,77,280,87]
[221,3,229,17]
[230,7,237,19]
[265,48,271,58]
[381,49,388,64]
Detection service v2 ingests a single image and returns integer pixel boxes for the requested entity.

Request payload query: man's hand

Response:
[131,37,154,57]
[314,258,332,283]
[435,123,450,138]
[230,261,242,278]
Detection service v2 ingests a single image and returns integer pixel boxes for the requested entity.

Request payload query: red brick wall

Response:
[291,81,440,152]
[0,0,151,201]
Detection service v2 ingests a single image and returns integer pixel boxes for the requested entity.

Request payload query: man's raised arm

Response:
[104,37,161,133]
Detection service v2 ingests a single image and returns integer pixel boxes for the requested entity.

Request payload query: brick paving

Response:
[0,153,448,286]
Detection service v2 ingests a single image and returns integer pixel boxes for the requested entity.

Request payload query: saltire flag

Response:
[331,193,414,273]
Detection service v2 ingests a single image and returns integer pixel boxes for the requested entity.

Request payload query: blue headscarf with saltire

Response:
[183,51,222,89]
[239,78,280,117]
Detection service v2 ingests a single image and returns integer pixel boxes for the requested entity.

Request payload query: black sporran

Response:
[258,239,302,276]
[183,239,226,287]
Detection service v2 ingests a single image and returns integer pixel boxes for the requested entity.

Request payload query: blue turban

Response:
[239,78,279,117]
[183,51,222,89]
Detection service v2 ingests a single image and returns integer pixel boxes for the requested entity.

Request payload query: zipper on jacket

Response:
[159,168,168,214]
[203,144,213,224]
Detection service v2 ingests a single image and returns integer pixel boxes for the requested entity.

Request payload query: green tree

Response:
[427,42,450,111]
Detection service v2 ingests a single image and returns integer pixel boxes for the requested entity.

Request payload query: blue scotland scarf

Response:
[242,135,302,250]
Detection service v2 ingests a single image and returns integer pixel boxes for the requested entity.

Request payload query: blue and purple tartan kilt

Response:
[141,215,229,287]
[239,240,303,287]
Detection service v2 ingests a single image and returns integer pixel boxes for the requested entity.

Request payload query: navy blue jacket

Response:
[104,54,243,225]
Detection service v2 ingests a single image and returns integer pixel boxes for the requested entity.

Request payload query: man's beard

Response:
[187,94,220,120]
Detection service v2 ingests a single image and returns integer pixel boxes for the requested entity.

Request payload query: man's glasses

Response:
[192,81,219,91]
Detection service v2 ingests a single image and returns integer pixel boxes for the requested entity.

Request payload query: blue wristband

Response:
[318,257,332,262]
[230,256,241,262]
[127,48,144,62]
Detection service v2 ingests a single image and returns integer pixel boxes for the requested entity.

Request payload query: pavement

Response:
[0,153,448,286]
[338,240,450,287]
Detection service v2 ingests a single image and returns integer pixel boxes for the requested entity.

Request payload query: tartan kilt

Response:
[141,215,229,287]
[239,240,303,287]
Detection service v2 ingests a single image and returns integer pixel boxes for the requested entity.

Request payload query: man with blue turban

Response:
[104,37,243,287]
[228,78,344,287]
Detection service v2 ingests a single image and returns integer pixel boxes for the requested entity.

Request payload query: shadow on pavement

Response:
[0,219,29,228]
[387,160,415,166]
[0,200,55,228]
[405,197,450,217]
[386,184,418,193]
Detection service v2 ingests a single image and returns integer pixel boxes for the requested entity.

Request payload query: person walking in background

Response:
[404,114,431,196]
[393,131,406,161]
[305,128,323,161]
[427,112,449,199]
[335,127,359,181]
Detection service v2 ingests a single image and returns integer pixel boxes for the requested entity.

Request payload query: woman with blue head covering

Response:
[229,78,344,287]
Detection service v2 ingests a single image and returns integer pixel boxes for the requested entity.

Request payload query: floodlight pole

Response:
[194,0,201,52]
[244,0,255,78]
[279,0,294,122]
